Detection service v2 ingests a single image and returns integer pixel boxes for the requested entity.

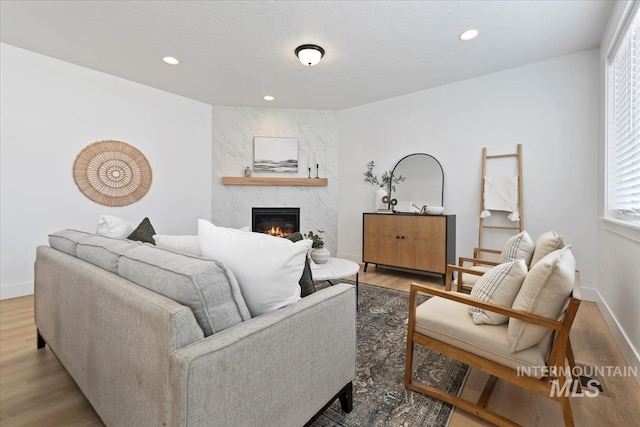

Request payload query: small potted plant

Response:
[304,230,330,264]
[363,161,405,210]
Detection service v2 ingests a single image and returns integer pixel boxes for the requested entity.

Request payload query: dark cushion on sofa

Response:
[285,232,316,297]
[128,217,156,245]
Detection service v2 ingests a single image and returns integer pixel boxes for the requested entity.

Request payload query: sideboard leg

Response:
[363,262,369,272]
[339,382,353,413]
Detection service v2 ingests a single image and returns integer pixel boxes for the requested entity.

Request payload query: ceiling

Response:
[0,1,614,111]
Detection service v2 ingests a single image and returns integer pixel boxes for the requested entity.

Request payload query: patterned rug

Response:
[311,281,469,427]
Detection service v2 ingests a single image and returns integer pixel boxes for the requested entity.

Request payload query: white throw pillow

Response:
[154,235,201,257]
[469,259,527,325]
[96,215,135,238]
[530,230,566,266]
[198,219,311,317]
[508,246,575,352]
[500,231,535,265]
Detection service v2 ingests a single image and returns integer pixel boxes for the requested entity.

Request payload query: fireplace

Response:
[252,207,300,237]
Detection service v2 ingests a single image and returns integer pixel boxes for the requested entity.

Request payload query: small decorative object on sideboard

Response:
[244,166,252,177]
[305,230,330,264]
[420,205,445,215]
[363,160,405,211]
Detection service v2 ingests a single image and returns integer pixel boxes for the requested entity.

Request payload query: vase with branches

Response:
[363,161,405,210]
[363,160,405,191]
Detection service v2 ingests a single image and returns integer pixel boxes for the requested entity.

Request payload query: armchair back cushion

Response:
[499,231,535,265]
[508,246,575,352]
[529,230,566,266]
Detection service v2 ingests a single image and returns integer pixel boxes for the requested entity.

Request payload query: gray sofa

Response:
[35,230,356,427]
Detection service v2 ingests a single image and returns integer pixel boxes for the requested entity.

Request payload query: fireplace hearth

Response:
[252,207,300,237]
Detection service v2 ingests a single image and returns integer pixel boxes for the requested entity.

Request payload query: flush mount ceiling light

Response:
[263,95,275,101]
[295,44,325,66]
[459,29,479,41]
[162,56,179,65]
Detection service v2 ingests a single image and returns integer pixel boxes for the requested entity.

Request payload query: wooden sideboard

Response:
[362,213,456,280]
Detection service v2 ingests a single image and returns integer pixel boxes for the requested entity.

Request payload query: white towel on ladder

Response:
[480,176,520,221]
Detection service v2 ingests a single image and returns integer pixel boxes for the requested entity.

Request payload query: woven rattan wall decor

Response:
[73,140,152,207]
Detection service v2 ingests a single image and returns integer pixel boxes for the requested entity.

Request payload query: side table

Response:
[311,257,360,300]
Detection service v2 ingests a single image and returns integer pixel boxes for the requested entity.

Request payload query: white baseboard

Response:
[579,286,599,302]
[336,252,362,264]
[592,290,640,387]
[0,281,34,300]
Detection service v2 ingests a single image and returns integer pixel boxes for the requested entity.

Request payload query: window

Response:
[607,5,640,222]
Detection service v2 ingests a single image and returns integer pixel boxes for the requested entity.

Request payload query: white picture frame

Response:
[253,137,298,173]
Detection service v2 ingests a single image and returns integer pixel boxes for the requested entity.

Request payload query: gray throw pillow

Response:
[128,217,156,245]
[285,232,316,297]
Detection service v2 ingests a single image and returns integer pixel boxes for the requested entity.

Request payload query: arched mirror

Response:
[389,153,444,212]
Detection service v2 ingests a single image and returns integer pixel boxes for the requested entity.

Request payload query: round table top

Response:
[311,257,360,281]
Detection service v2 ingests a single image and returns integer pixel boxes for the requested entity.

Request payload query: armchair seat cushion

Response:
[455,265,491,289]
[414,295,552,378]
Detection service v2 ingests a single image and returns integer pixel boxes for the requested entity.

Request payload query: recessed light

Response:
[459,29,479,41]
[162,56,179,65]
[264,95,275,101]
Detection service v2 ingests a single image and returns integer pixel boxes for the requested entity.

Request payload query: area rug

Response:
[310,281,469,427]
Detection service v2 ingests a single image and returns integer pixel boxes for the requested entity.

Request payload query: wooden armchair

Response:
[454,249,501,292]
[405,262,581,426]
[456,231,566,293]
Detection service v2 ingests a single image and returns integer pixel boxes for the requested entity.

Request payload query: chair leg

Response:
[560,395,575,427]
[404,333,415,387]
[566,338,581,393]
[477,375,498,408]
[406,380,518,427]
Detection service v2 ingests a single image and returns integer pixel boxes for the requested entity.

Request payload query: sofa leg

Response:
[339,382,353,413]
[37,329,46,349]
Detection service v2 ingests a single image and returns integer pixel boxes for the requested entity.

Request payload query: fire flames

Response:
[264,226,291,237]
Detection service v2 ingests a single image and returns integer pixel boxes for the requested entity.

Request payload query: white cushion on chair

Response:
[499,231,535,264]
[508,246,575,352]
[469,259,527,325]
[415,295,552,378]
[529,231,566,266]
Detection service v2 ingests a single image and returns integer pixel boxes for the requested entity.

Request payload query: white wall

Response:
[596,0,640,374]
[338,50,600,294]
[210,107,339,255]
[0,44,213,299]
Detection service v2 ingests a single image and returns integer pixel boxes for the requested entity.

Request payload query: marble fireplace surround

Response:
[211,107,339,256]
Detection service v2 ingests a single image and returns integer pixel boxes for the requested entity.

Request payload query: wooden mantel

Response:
[221,177,328,186]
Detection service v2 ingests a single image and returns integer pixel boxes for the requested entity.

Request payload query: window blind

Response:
[609,8,640,221]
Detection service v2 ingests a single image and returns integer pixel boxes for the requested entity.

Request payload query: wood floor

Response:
[1,265,638,426]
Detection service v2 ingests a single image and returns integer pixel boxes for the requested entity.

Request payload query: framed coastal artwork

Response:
[253,137,298,173]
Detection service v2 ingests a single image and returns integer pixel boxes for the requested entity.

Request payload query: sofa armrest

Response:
[169,283,357,427]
